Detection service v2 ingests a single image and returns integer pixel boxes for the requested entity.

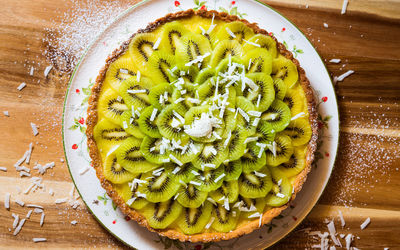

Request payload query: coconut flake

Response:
[30,123,39,136]
[341,0,349,14]
[127,89,147,94]
[0,167,7,172]
[26,210,33,219]
[29,67,34,76]
[248,111,262,117]
[329,59,341,63]
[338,210,346,227]
[33,238,47,243]
[3,111,9,117]
[17,82,26,91]
[25,143,33,164]
[214,173,226,183]
[254,171,266,178]
[169,154,183,166]
[244,137,258,144]
[360,217,370,230]
[13,218,26,235]
[323,23,329,28]
[79,166,90,175]
[153,37,161,50]
[12,214,19,229]
[248,212,262,219]
[44,65,53,77]
[205,217,215,229]
[15,199,25,207]
[243,39,260,47]
[71,220,78,225]
[336,70,354,82]
[291,112,305,121]
[40,212,45,227]
[225,27,236,38]
[55,198,68,204]
[252,118,260,127]
[189,181,201,186]
[327,220,342,247]
[345,234,353,249]
[5,193,10,210]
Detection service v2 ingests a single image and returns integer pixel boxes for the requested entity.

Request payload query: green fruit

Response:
[177,201,213,234]
[129,33,159,65]
[156,104,188,141]
[137,106,162,138]
[120,110,145,138]
[104,57,137,91]
[193,165,225,192]
[118,77,155,110]
[282,118,312,146]
[98,89,128,125]
[240,142,267,173]
[242,34,277,58]
[226,126,247,161]
[283,88,304,116]
[211,204,240,232]
[254,120,275,144]
[192,142,228,171]
[271,56,298,89]
[265,134,294,167]
[173,163,197,183]
[142,200,183,229]
[216,21,254,45]
[93,118,131,154]
[177,184,208,208]
[235,96,258,135]
[194,68,215,86]
[103,152,135,184]
[273,78,287,101]
[261,99,291,132]
[209,181,239,204]
[223,161,242,181]
[237,196,267,219]
[176,33,212,70]
[265,167,292,207]
[210,40,243,67]
[159,21,189,55]
[243,48,273,74]
[146,50,176,84]
[242,73,275,112]
[238,166,273,198]
[148,82,173,110]
[170,139,204,164]
[140,136,170,164]
[277,147,306,177]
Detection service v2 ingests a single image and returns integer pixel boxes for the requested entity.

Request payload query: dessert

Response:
[86,9,318,242]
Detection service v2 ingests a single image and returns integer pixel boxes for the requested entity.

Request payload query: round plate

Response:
[62,0,339,248]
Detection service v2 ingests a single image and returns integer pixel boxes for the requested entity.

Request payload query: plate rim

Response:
[62,0,340,248]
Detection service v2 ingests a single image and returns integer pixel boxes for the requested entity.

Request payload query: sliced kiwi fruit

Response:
[265,167,292,207]
[129,33,159,66]
[238,166,273,198]
[140,136,170,164]
[121,175,150,210]
[174,163,197,183]
[237,196,267,219]
[273,78,287,100]
[118,77,155,110]
[170,139,204,164]
[209,181,239,204]
[211,204,240,232]
[148,82,173,110]
[137,166,180,202]
[159,21,189,54]
[120,110,145,138]
[223,161,242,181]
[271,56,298,89]
[177,201,213,234]
[283,88,304,116]
[242,73,275,112]
[215,56,244,75]
[98,89,128,125]
[240,142,267,173]
[177,184,208,208]
[243,48,273,75]
[242,34,277,58]
[137,106,162,138]
[146,50,176,84]
[216,21,254,45]
[142,200,183,229]
[156,103,189,141]
[194,68,215,86]
[235,96,258,135]
[104,57,137,91]
[93,118,131,153]
[168,64,199,85]
[192,141,228,171]
[282,118,312,146]
[261,99,291,132]
[265,134,294,167]
[176,33,212,70]
[255,120,275,144]
[277,147,306,177]
[193,165,225,192]
[171,82,198,110]
[226,126,248,161]
[210,40,243,67]
[115,137,159,174]
[103,152,135,184]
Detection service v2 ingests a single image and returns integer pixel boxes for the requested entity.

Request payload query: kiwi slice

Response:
[265,134,294,167]
[192,142,228,171]
[116,137,159,174]
[129,33,158,66]
[238,166,273,198]
[146,50,176,84]
[137,166,180,202]
[261,99,291,132]
[215,56,244,76]
[170,139,204,164]
[255,120,275,144]
[282,118,312,146]
[197,78,237,109]
[243,73,275,112]
[211,204,240,232]
[137,106,162,138]
[223,161,242,181]
[226,126,248,161]
[265,167,292,207]
[240,142,267,173]
[273,78,287,100]
[103,152,135,184]
[168,64,199,85]
[277,147,306,177]
[216,21,254,45]
[120,110,145,138]
[140,136,170,164]
[174,163,197,183]
[156,104,189,141]
[93,119,131,154]
[209,181,239,204]
[271,56,298,89]
[104,57,137,91]
[193,165,225,192]
[177,201,213,234]
[171,82,198,110]
[148,82,173,110]
[243,48,273,74]
[176,33,212,70]
[118,77,155,110]
[118,176,150,209]
[177,184,208,208]
[142,200,183,229]
[237,196,267,219]
[194,68,215,86]
[210,40,243,67]
[159,21,189,55]
[235,96,258,135]
[98,89,128,125]
[283,88,304,116]
[242,34,277,58]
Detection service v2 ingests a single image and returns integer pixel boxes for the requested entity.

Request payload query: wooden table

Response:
[0,0,399,249]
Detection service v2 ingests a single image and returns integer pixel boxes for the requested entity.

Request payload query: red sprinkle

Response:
[200,5,207,10]
[75,89,80,94]
[72,144,78,150]
[325,152,330,157]
[112,220,116,224]
[231,1,236,5]
[322,96,328,102]
[292,216,297,221]
[269,32,273,36]
[282,27,286,32]
[194,245,202,250]
[78,117,84,125]
[174,1,180,7]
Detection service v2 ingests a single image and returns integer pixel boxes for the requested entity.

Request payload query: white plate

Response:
[62,0,339,248]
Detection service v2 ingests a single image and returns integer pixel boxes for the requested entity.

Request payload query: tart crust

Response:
[86,9,318,243]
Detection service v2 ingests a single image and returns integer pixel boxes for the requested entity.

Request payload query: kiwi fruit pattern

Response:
[93,16,312,235]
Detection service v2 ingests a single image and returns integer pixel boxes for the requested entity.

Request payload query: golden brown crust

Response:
[86,9,318,243]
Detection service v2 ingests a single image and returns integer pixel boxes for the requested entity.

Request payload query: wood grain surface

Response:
[0,0,399,249]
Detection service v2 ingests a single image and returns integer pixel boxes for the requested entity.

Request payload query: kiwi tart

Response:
[87,9,318,242]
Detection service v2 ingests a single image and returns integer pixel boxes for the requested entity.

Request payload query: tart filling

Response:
[86,10,318,242]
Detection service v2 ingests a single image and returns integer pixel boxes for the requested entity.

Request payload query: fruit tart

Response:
[86,9,318,242]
